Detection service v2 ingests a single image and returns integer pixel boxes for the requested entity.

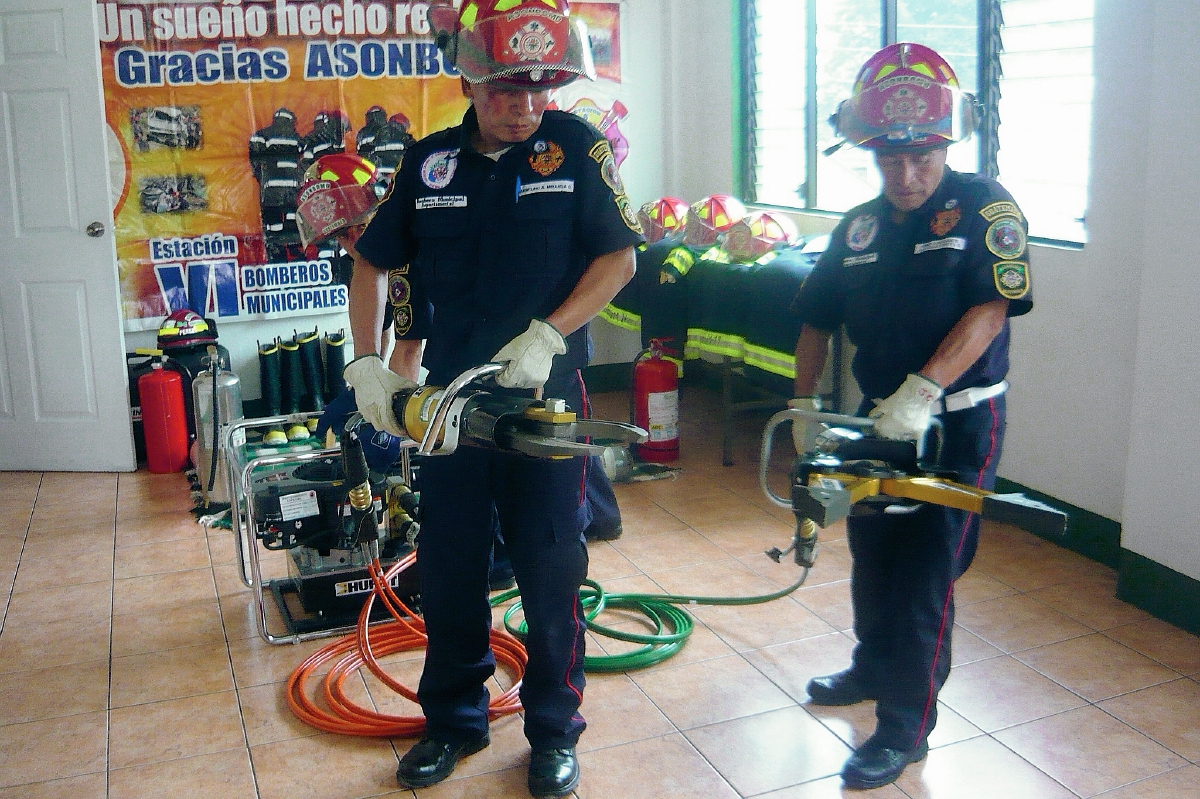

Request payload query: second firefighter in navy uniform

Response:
[791,43,1034,790]
[340,1,642,796]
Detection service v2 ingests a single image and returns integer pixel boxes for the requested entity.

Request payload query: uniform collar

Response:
[881,165,953,220]
[458,106,545,158]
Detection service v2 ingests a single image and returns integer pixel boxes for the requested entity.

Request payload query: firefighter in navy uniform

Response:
[249,107,304,262]
[790,43,1034,790]
[340,2,642,796]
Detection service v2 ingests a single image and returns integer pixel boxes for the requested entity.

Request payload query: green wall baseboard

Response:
[994,478,1123,568]
[995,478,1200,637]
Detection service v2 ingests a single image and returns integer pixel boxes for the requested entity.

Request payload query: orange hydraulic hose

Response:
[286,551,528,737]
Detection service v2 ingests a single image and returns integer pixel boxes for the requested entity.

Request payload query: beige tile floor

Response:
[2,385,1199,798]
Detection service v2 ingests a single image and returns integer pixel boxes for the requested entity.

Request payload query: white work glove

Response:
[869,373,943,441]
[788,396,822,454]
[492,319,567,389]
[343,354,416,437]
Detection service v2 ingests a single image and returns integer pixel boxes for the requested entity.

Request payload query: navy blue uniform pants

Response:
[415,374,593,749]
[846,397,1005,750]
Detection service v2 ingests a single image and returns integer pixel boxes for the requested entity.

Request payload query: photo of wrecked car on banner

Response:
[100,0,628,332]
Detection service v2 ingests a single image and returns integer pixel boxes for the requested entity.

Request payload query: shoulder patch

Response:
[979,201,1022,222]
[588,136,638,232]
[392,304,413,336]
[986,217,1027,260]
[993,261,1030,300]
[388,271,411,306]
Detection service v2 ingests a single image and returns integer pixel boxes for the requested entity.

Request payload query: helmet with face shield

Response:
[295,153,382,247]
[830,42,980,151]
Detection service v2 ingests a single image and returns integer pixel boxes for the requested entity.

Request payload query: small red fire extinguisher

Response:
[139,355,189,473]
[631,338,680,462]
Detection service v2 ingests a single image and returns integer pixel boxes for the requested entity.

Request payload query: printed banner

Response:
[98,0,626,331]
[100,0,466,330]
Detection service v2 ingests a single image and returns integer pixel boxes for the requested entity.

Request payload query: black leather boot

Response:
[806,669,875,706]
[395,734,490,789]
[528,747,579,798]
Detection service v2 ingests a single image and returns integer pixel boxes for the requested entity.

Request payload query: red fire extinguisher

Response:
[631,338,680,462]
[139,355,189,473]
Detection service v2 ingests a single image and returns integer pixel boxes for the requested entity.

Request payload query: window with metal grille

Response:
[739,0,1092,243]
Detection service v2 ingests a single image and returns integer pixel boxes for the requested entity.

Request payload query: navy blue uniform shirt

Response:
[355,108,644,386]
[793,167,1033,401]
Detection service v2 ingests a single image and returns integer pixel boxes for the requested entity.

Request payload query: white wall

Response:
[1118,0,1200,579]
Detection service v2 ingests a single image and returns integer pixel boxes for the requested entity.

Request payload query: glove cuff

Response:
[907,373,944,404]
[343,353,382,378]
[532,318,568,355]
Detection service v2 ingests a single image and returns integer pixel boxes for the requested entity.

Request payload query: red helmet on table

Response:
[429,0,596,89]
[295,153,381,246]
[682,194,746,248]
[724,211,800,262]
[637,197,689,244]
[830,42,980,151]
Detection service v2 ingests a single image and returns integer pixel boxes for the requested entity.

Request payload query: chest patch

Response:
[846,214,878,251]
[930,208,961,236]
[986,217,1027,259]
[517,179,575,198]
[420,149,459,189]
[415,195,468,210]
[843,252,878,267]
[529,140,565,176]
[914,237,967,254]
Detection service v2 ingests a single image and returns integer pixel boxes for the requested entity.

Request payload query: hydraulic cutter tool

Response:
[759,408,1067,567]
[390,363,648,458]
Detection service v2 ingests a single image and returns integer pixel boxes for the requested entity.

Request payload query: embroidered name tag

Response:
[415,195,468,210]
[517,179,575,198]
[843,253,878,266]
[914,237,967,254]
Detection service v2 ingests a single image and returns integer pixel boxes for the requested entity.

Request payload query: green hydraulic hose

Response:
[491,561,813,673]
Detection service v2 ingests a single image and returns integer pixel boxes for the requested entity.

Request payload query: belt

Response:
[932,380,1008,414]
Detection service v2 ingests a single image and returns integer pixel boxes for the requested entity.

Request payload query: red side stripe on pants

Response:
[915,397,1001,744]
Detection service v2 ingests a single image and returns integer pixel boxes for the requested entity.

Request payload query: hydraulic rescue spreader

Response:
[389,362,649,458]
[758,408,1068,567]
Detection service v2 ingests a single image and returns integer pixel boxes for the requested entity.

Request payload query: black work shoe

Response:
[583,522,622,541]
[806,669,874,706]
[528,747,579,798]
[396,734,490,788]
[841,738,929,790]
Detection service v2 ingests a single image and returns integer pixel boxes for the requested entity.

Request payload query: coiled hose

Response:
[288,539,813,735]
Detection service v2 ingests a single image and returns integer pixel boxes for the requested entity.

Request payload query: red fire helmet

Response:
[429,0,596,89]
[830,42,980,151]
[295,153,381,246]
[637,197,690,244]
[723,211,800,262]
[682,194,746,248]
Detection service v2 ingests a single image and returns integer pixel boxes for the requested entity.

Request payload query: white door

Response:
[0,0,133,471]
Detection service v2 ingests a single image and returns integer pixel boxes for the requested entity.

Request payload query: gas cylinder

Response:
[140,357,189,473]
[193,347,244,504]
[631,339,679,462]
